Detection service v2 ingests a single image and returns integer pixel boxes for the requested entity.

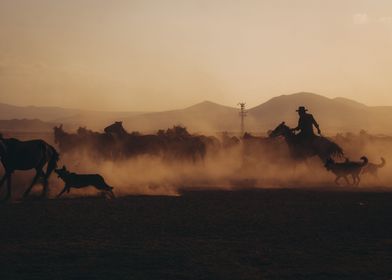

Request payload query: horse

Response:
[53,124,80,154]
[56,121,210,162]
[221,132,240,149]
[105,123,208,162]
[0,137,59,200]
[269,122,344,162]
[158,126,208,162]
[104,121,127,136]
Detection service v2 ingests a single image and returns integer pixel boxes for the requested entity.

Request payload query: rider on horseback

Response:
[292,106,321,140]
[269,107,343,161]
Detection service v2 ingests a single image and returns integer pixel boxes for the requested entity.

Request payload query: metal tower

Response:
[238,102,247,135]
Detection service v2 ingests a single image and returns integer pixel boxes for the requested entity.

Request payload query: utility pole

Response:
[238,102,247,136]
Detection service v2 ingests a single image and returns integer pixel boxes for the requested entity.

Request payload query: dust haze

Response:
[3,128,390,199]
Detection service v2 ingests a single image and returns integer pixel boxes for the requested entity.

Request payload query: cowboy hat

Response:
[296,106,308,112]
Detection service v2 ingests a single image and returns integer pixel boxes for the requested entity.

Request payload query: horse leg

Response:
[4,173,12,201]
[23,169,42,198]
[42,149,58,198]
[0,174,7,190]
[40,168,52,198]
[41,178,49,198]
[45,159,57,178]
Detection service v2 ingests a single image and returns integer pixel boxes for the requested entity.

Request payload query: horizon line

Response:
[0,91,385,113]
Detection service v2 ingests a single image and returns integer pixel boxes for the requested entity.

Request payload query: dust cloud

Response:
[1,130,391,199]
[46,131,391,198]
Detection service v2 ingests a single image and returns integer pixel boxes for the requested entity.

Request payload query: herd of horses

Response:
[53,121,343,162]
[54,122,222,162]
[0,121,347,201]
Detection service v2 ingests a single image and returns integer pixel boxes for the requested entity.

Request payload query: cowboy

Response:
[292,106,321,139]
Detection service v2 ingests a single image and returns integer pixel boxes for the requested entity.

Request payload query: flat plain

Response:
[0,188,391,279]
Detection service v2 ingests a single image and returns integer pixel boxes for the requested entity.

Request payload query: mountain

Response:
[0,102,80,122]
[121,101,240,133]
[247,92,366,132]
[0,119,58,132]
[120,92,392,134]
[247,92,392,134]
[332,97,367,109]
[0,103,142,130]
[1,93,392,134]
[54,111,143,131]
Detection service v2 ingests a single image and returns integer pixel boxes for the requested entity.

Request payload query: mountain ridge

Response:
[1,93,391,134]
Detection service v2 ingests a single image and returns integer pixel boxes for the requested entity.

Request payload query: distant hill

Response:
[0,103,80,122]
[121,92,392,134]
[121,101,241,133]
[247,92,392,134]
[55,111,143,131]
[0,102,142,130]
[0,119,57,132]
[1,93,392,134]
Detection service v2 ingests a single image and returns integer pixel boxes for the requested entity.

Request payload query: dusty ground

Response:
[0,188,391,280]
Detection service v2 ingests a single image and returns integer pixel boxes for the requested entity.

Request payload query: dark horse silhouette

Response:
[269,122,343,162]
[0,137,59,200]
[104,121,127,136]
[54,121,210,162]
[53,124,80,153]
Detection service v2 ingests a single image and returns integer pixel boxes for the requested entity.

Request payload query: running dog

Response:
[55,166,115,198]
[362,157,386,178]
[324,156,368,186]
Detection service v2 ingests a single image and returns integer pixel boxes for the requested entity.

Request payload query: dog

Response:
[55,166,115,199]
[324,156,368,186]
[361,157,386,178]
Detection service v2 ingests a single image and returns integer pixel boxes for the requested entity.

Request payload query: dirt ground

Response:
[0,188,391,280]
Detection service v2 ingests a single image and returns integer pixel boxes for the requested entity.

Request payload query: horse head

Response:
[53,124,64,144]
[77,127,90,136]
[242,132,255,139]
[269,122,292,138]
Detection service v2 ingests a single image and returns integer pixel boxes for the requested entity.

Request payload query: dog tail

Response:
[360,156,368,166]
[377,157,386,168]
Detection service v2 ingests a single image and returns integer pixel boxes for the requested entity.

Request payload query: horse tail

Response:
[360,156,368,166]
[45,144,59,178]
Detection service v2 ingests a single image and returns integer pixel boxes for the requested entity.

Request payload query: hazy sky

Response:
[0,0,391,111]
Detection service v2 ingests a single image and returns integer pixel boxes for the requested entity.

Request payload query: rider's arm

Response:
[292,119,301,131]
[312,115,321,134]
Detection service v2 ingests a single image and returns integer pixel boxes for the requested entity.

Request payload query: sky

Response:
[0,0,391,111]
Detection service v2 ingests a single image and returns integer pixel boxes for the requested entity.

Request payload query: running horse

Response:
[269,122,344,162]
[0,136,59,200]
